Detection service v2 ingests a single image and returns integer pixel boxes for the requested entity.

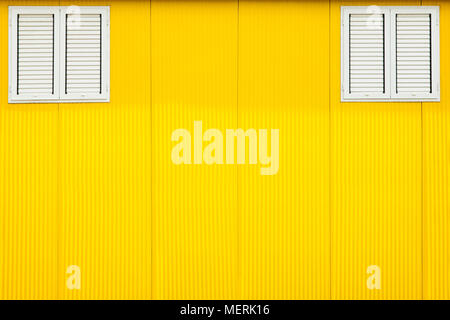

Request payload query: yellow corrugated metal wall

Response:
[151,0,238,299]
[0,0,449,299]
[59,0,152,300]
[238,0,330,299]
[0,0,61,300]
[331,0,423,300]
[423,0,450,301]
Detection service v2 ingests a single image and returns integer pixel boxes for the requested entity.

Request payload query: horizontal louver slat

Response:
[349,14,385,94]
[396,14,432,94]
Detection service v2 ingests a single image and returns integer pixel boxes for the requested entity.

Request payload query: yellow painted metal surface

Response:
[0,0,449,300]
[238,0,330,299]
[0,0,61,300]
[423,0,450,301]
[151,0,238,299]
[59,0,152,300]
[331,0,423,300]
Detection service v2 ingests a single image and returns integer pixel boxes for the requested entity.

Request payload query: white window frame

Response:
[8,6,110,104]
[60,6,110,102]
[341,6,440,102]
[342,6,391,101]
[390,7,439,101]
[9,6,61,103]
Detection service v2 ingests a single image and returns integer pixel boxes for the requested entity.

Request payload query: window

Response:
[341,6,439,102]
[8,6,110,103]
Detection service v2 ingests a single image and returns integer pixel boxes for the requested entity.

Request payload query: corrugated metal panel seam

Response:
[329,0,332,301]
[420,0,424,303]
[236,0,241,299]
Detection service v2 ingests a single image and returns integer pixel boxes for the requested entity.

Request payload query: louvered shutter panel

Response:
[65,13,102,95]
[10,11,60,102]
[349,13,385,95]
[395,13,432,95]
[9,7,60,103]
[17,14,54,95]
[61,7,109,101]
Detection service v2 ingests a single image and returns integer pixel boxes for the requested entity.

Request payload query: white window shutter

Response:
[9,6,109,104]
[342,6,439,102]
[392,7,439,100]
[9,7,60,103]
[342,7,390,101]
[60,7,110,102]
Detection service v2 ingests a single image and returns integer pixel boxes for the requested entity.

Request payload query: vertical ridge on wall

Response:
[151,0,239,299]
[60,0,152,299]
[238,0,330,299]
[331,0,423,300]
